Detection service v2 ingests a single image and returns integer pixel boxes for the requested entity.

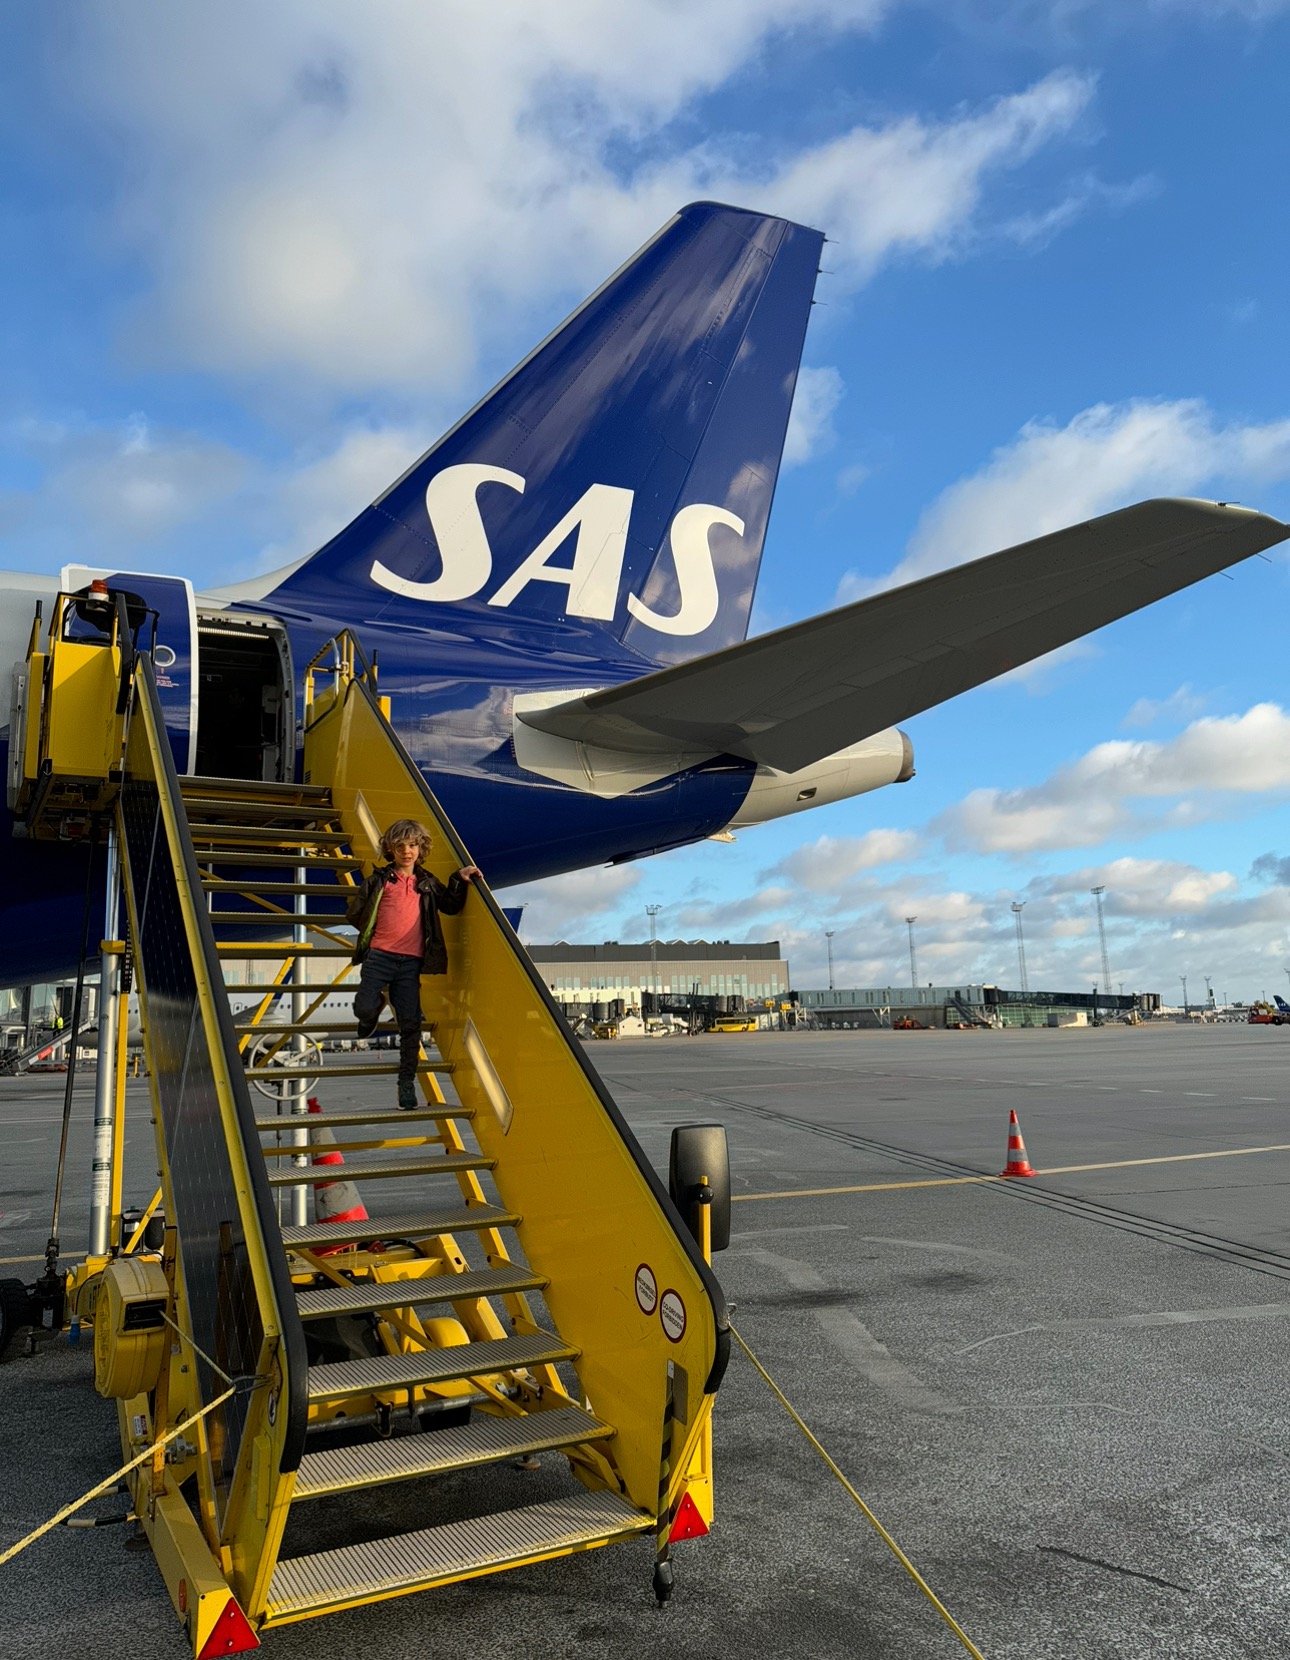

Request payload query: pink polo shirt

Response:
[369,871,423,958]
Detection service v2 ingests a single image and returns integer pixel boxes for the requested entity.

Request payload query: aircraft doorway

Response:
[194,618,291,782]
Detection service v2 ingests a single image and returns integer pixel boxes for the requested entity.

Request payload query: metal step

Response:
[179,776,332,805]
[281,1205,518,1251]
[291,1404,611,1500]
[238,1021,417,1035]
[294,1264,546,1320]
[209,912,350,925]
[197,851,361,870]
[217,942,355,956]
[267,1153,490,1187]
[243,1062,453,1079]
[255,1106,471,1130]
[307,1332,579,1402]
[189,824,350,846]
[266,1491,650,1621]
[182,798,340,823]
[205,881,356,897]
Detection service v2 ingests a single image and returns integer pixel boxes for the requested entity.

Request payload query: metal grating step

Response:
[181,798,340,822]
[266,1490,650,1620]
[198,851,361,869]
[308,1332,577,1402]
[295,1263,546,1321]
[189,824,350,846]
[256,1106,469,1130]
[209,912,350,925]
[179,776,332,804]
[205,881,355,897]
[244,1062,453,1079]
[267,1152,490,1187]
[215,949,355,962]
[281,1205,518,1251]
[292,1404,612,1500]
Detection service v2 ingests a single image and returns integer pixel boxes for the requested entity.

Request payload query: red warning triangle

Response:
[667,1490,710,1542]
[197,1597,260,1657]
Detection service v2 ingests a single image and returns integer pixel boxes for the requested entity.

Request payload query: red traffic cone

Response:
[308,1096,370,1246]
[998,1108,1036,1178]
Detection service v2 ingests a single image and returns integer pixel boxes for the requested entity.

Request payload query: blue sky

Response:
[3,2,1290,1002]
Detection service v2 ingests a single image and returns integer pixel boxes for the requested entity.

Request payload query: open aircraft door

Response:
[62,565,198,775]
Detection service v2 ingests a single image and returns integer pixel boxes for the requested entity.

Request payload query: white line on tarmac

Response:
[741,1246,958,1416]
[728,1224,850,1241]
[954,1302,1290,1355]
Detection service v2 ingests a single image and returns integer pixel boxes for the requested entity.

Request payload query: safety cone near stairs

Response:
[998,1108,1037,1178]
[308,1096,370,1246]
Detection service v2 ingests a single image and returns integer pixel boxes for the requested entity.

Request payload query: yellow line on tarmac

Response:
[734,1177,999,1201]
[734,1141,1290,1203]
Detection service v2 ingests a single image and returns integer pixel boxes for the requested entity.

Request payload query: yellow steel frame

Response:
[301,633,721,1522]
[114,669,299,1631]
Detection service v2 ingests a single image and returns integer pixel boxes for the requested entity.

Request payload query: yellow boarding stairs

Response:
[8,593,729,1654]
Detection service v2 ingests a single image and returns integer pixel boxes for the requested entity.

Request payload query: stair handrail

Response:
[117,657,309,1561]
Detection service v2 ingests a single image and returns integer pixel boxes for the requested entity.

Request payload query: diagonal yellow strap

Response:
[730,1323,986,1660]
[0,1383,237,1568]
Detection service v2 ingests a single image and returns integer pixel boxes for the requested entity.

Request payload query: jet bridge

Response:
[5,594,725,1651]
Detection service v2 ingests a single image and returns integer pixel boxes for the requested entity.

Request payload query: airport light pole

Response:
[1011,902,1029,994]
[905,917,918,990]
[1091,887,1112,1006]
[825,930,835,992]
[1204,974,1213,1008]
[645,904,661,994]
[1180,974,1189,1018]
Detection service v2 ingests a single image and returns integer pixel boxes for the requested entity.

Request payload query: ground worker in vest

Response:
[347,819,482,1108]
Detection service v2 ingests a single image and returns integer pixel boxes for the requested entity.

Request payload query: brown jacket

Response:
[345,864,469,975]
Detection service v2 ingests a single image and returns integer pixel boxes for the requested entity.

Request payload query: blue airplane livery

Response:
[2,201,1287,984]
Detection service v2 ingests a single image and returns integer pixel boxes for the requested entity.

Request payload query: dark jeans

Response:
[354,949,423,1082]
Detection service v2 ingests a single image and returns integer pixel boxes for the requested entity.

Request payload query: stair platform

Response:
[293,1404,610,1499]
[280,1205,520,1251]
[266,1491,651,1621]
[255,1106,471,1130]
[307,1332,578,1401]
[294,1264,546,1320]
[267,1153,491,1187]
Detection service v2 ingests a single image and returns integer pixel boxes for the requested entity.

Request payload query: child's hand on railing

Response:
[457,865,483,883]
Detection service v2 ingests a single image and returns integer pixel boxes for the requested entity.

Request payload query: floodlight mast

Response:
[905,917,918,989]
[1091,887,1112,1004]
[1011,902,1029,995]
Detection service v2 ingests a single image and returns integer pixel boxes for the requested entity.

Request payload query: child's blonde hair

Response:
[381,819,432,861]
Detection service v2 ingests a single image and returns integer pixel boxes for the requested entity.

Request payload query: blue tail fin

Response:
[1276,995,1290,1013]
[263,203,823,667]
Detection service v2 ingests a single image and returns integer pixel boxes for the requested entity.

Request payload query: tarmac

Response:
[4,1022,1290,1658]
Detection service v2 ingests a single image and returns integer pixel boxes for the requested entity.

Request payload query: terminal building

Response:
[800,985,1159,1029]
[526,941,790,1015]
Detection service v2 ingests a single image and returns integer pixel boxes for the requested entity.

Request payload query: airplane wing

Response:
[520,499,1289,773]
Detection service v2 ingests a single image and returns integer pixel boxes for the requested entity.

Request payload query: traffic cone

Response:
[308,1096,370,1246]
[998,1108,1036,1178]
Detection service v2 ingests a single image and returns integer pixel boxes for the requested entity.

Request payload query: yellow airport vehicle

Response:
[5,600,730,1652]
[708,1017,756,1033]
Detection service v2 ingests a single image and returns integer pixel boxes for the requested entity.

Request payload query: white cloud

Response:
[57,6,1095,398]
[0,415,248,564]
[498,862,642,944]
[938,702,1290,854]
[257,425,425,569]
[783,368,844,468]
[1121,684,1209,730]
[836,397,1290,599]
[771,828,920,888]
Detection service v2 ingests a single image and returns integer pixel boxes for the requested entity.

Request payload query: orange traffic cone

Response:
[998,1108,1036,1178]
[308,1096,370,1245]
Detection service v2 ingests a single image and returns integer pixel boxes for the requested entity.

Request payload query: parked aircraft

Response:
[3,201,1287,984]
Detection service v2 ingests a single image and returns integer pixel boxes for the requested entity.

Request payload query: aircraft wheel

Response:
[0,1277,32,1360]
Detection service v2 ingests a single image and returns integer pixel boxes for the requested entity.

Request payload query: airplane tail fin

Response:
[1275,995,1290,1013]
[259,203,823,666]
